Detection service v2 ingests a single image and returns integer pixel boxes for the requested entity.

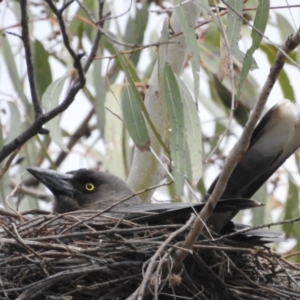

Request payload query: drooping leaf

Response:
[163,64,185,195]
[225,0,244,62]
[121,85,150,150]
[158,19,169,85]
[32,40,52,98]
[1,35,28,105]
[200,42,258,111]
[219,0,244,81]
[251,183,270,227]
[283,180,300,238]
[6,102,22,143]
[212,75,250,125]
[276,13,294,43]
[42,75,69,151]
[173,0,200,100]
[93,50,107,136]
[69,0,97,41]
[104,86,126,180]
[237,0,269,98]
[176,76,202,185]
[260,43,295,101]
[118,53,166,151]
[195,0,222,31]
[123,3,149,66]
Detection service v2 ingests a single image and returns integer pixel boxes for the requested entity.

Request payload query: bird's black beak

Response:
[27,167,77,198]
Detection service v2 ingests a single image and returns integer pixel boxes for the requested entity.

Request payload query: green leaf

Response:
[1,35,28,105]
[163,64,185,195]
[283,180,300,238]
[0,112,4,151]
[174,0,200,100]
[0,172,10,207]
[251,183,270,226]
[260,44,295,101]
[116,54,140,82]
[118,53,168,153]
[212,76,250,125]
[200,39,258,111]
[225,0,244,62]
[237,0,269,98]
[199,43,220,75]
[42,75,69,151]
[93,50,107,135]
[158,19,169,84]
[276,13,294,42]
[6,102,22,143]
[176,76,202,185]
[195,0,222,31]
[32,40,52,98]
[69,0,97,40]
[121,86,150,150]
[104,86,126,180]
[123,3,149,66]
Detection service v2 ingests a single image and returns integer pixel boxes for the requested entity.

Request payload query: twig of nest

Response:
[0,209,300,300]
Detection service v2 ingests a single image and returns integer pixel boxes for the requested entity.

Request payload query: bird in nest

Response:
[27,100,300,245]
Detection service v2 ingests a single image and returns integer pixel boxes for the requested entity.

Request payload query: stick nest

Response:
[0,210,299,300]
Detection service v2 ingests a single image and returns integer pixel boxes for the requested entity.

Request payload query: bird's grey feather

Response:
[27,100,300,244]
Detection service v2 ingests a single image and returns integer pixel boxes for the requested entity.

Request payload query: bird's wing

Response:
[26,101,300,242]
[119,200,280,245]
[220,222,283,245]
[118,198,263,223]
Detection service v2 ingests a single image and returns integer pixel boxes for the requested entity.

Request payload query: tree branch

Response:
[0,0,106,163]
[20,0,48,135]
[176,26,300,262]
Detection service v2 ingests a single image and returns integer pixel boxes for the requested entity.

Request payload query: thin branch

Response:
[44,0,85,83]
[0,147,21,179]
[83,0,105,72]
[20,0,48,134]
[175,26,300,262]
[128,216,195,300]
[0,0,106,163]
[60,0,75,12]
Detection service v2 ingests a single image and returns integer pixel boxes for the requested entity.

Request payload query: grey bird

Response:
[27,100,300,242]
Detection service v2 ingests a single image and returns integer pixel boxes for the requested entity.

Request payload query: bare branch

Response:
[20,0,48,135]
[0,0,107,163]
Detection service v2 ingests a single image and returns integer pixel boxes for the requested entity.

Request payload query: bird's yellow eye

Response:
[85,183,95,191]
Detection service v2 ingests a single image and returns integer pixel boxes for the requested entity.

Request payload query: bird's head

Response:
[27,167,140,213]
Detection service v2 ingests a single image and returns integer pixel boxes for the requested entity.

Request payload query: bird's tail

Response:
[206,100,300,231]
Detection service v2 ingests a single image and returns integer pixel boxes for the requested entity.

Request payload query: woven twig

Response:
[0,210,299,300]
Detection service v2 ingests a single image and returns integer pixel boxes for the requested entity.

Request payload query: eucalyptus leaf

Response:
[158,19,169,85]
[32,40,52,98]
[173,0,200,100]
[176,76,202,185]
[6,102,22,143]
[1,35,28,105]
[121,86,150,150]
[276,13,294,43]
[42,75,69,152]
[123,3,149,66]
[93,51,106,136]
[118,53,167,152]
[225,0,244,62]
[163,65,185,196]
[283,180,300,238]
[104,86,126,180]
[260,44,295,101]
[237,0,269,98]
